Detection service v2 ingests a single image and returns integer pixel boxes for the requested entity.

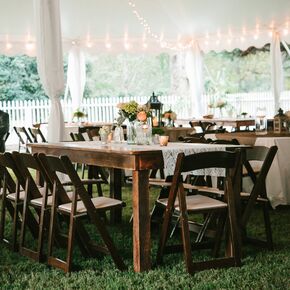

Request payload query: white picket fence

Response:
[2,91,290,145]
[0,95,180,127]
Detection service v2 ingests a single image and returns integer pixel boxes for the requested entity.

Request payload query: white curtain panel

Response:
[185,42,205,118]
[34,0,65,142]
[270,32,283,114]
[67,46,86,112]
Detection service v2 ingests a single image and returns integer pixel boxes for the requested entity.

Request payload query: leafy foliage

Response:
[204,43,290,95]
[204,46,271,94]
[0,55,46,101]
[85,53,171,98]
[1,44,290,103]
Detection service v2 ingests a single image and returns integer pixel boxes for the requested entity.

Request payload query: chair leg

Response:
[87,166,93,197]
[0,190,7,241]
[19,193,29,254]
[262,202,273,250]
[195,213,212,243]
[47,192,57,263]
[96,182,103,197]
[156,206,174,265]
[81,164,86,179]
[12,200,20,251]
[90,210,126,270]
[177,192,194,274]
[65,214,77,273]
[212,211,227,257]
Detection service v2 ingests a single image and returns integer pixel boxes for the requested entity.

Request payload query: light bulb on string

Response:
[6,42,12,50]
[268,30,273,38]
[124,42,130,50]
[25,41,34,50]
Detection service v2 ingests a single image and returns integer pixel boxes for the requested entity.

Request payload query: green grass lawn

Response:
[0,184,289,290]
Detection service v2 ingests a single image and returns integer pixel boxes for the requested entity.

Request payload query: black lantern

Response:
[147,92,163,127]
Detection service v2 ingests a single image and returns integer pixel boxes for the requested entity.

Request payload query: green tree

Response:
[0,55,46,100]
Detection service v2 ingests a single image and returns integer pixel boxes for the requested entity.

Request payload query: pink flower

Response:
[137,111,147,122]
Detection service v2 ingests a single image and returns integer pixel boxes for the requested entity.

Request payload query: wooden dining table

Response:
[28,141,241,272]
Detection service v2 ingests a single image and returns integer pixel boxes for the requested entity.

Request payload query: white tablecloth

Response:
[254,137,290,208]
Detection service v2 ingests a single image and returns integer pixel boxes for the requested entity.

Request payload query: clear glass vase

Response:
[135,119,152,145]
[126,120,136,144]
[113,125,124,143]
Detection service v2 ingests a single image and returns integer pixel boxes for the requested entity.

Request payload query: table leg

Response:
[109,168,122,223]
[132,169,151,272]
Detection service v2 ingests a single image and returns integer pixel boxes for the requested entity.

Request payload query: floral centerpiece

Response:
[162,109,177,127]
[116,101,151,144]
[117,101,150,122]
[72,108,87,123]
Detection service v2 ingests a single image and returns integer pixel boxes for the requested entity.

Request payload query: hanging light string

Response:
[128,0,193,51]
[128,0,290,51]
[1,3,290,52]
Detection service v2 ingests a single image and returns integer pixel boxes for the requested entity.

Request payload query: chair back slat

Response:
[0,154,16,193]
[86,128,100,141]
[60,155,100,215]
[37,153,73,204]
[28,128,47,143]
[70,132,85,142]
[12,152,45,199]
[181,151,239,173]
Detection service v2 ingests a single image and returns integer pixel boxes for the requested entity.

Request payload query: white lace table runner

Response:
[161,143,227,177]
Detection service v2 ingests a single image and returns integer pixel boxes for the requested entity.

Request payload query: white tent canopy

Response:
[1,0,290,54]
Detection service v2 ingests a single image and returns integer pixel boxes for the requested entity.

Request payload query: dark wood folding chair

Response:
[240,145,278,250]
[69,132,86,142]
[0,152,38,251]
[198,121,217,132]
[68,132,108,196]
[37,153,126,273]
[196,145,278,250]
[156,150,242,274]
[28,127,47,143]
[13,127,33,153]
[86,128,100,141]
[11,151,51,262]
[0,132,10,153]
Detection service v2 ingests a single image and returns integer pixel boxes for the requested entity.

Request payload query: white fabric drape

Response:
[34,0,65,142]
[185,42,205,118]
[270,32,283,113]
[66,46,86,112]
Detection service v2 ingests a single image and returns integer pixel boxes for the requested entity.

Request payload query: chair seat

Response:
[30,191,75,207]
[149,178,170,187]
[242,164,261,176]
[6,190,26,201]
[58,196,123,214]
[157,194,227,212]
[62,178,106,186]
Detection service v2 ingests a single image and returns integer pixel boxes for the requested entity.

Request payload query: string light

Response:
[1,4,290,53]
[268,30,273,38]
[6,42,12,50]
[124,42,130,50]
[283,22,289,35]
[25,41,34,50]
[86,34,93,48]
[128,0,193,50]
[105,42,112,49]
